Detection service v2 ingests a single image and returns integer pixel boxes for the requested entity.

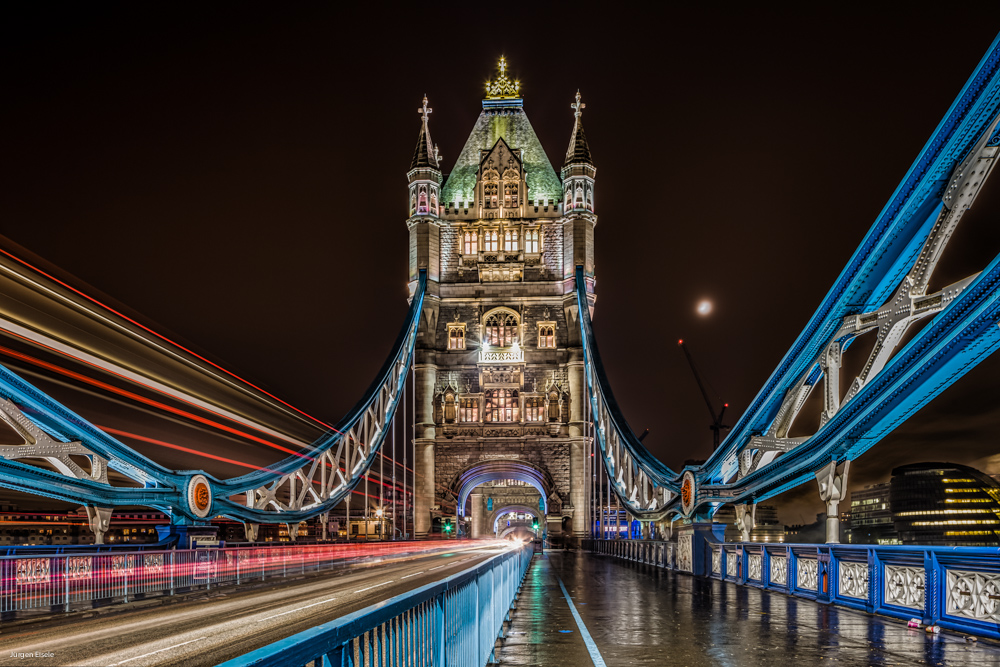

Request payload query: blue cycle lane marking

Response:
[556,574,608,667]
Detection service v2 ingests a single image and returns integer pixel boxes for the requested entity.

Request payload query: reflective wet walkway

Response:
[499,550,1000,666]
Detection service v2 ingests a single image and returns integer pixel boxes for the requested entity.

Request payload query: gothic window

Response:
[430,190,438,212]
[504,182,519,208]
[548,390,560,421]
[575,182,584,209]
[410,193,417,215]
[444,393,456,423]
[537,324,555,349]
[525,396,545,422]
[564,187,572,210]
[460,398,479,423]
[586,185,593,212]
[463,231,478,255]
[503,229,518,252]
[448,325,466,350]
[418,185,428,214]
[484,389,519,422]
[525,229,539,254]
[483,169,500,209]
[484,310,519,347]
[484,230,499,252]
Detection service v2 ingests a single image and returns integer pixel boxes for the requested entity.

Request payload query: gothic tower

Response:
[407,58,596,543]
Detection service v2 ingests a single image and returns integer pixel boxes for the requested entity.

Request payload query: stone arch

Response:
[490,504,540,534]
[450,459,554,517]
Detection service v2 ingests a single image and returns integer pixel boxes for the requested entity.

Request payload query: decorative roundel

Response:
[680,471,696,516]
[187,474,212,519]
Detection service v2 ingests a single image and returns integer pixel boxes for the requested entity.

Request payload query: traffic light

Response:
[443,521,453,534]
[532,520,539,531]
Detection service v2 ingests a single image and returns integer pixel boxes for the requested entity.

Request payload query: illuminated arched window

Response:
[448,325,465,350]
[483,169,499,209]
[418,185,428,214]
[444,393,456,423]
[538,325,555,349]
[460,398,479,423]
[484,389,519,422]
[525,396,545,422]
[548,390,560,421]
[463,231,478,255]
[503,229,518,252]
[484,310,519,347]
[484,230,499,252]
[525,229,539,254]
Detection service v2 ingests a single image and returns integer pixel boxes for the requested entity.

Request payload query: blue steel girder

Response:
[0,270,426,528]
[577,33,1000,521]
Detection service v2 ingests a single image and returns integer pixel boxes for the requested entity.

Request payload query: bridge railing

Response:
[0,540,460,617]
[218,544,533,667]
[588,538,1000,641]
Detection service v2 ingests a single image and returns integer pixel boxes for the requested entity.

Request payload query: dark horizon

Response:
[2,6,1000,525]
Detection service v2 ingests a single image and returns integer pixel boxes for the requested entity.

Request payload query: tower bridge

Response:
[1,41,1000,665]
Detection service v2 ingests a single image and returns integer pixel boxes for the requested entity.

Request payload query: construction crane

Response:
[677,339,729,448]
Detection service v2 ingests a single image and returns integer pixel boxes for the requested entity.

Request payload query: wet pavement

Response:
[498,550,1000,666]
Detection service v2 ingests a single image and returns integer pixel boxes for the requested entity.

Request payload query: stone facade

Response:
[406,60,597,543]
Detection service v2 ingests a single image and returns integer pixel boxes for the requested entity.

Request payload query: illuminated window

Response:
[484,389,519,422]
[460,399,478,423]
[484,310,519,347]
[504,229,518,252]
[548,390,560,421]
[418,185,428,214]
[484,230,499,252]
[444,393,456,423]
[504,182,519,208]
[525,397,545,422]
[483,169,499,209]
[537,323,555,349]
[463,231,478,255]
[525,229,539,254]
[448,325,466,350]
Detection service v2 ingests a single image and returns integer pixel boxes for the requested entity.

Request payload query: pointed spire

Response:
[411,95,439,169]
[564,90,593,167]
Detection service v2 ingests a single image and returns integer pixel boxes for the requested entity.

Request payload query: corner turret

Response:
[407,96,443,287]
[560,91,597,281]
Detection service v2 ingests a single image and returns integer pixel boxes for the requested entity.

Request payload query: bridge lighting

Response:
[697,300,712,316]
[375,507,384,518]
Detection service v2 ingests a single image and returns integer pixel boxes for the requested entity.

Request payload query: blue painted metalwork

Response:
[217,545,533,667]
[592,538,1000,641]
[0,271,427,528]
[578,33,1000,520]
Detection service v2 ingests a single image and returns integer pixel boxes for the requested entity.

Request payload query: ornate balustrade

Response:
[588,539,1000,641]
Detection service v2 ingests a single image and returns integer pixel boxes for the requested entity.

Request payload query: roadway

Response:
[0,542,509,666]
[500,551,1000,666]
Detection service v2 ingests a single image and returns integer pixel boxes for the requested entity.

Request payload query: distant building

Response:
[714,504,784,542]
[848,482,899,544]
[890,462,1000,546]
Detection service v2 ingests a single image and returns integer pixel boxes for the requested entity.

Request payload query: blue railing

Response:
[590,538,1000,641]
[219,544,533,667]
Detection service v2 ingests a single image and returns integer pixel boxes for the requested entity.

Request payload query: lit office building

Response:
[890,462,1000,546]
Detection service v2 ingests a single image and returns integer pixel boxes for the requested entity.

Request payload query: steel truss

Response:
[0,271,426,539]
[579,33,1000,522]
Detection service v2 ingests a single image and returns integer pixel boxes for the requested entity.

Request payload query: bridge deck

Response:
[500,550,1000,666]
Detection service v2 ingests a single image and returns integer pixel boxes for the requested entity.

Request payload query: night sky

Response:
[3,6,1000,524]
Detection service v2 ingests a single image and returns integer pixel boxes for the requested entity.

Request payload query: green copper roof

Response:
[441,107,562,206]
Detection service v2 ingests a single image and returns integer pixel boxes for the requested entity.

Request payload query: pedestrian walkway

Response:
[498,550,1000,666]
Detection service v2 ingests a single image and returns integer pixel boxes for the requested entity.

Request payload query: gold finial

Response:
[485,56,521,100]
[571,90,585,118]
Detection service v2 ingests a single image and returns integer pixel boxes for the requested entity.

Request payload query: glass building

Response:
[890,462,1000,546]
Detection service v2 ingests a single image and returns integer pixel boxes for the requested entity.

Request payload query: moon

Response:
[697,300,712,316]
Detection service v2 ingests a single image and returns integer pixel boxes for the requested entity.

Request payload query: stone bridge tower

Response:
[406,58,596,543]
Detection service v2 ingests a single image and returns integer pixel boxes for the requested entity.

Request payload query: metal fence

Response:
[589,538,1000,640]
[219,544,533,667]
[1,540,462,615]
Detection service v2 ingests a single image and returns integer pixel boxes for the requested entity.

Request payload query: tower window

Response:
[504,229,518,252]
[448,325,466,350]
[484,389,519,422]
[484,310,519,347]
[463,231,478,255]
[444,393,456,423]
[537,324,555,349]
[484,230,499,252]
[525,229,539,254]
[460,398,479,423]
[525,396,545,422]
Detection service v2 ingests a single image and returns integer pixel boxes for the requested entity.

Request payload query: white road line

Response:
[428,565,447,571]
[356,580,394,593]
[556,575,607,667]
[400,571,426,579]
[112,637,207,665]
[257,596,338,622]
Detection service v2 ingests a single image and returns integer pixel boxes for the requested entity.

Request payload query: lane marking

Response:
[428,565,447,571]
[112,637,207,665]
[356,581,394,593]
[257,596,338,622]
[401,571,426,579]
[556,575,607,667]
